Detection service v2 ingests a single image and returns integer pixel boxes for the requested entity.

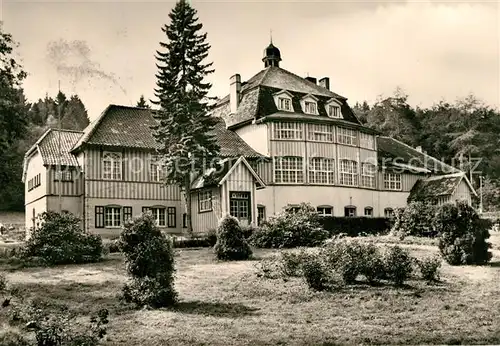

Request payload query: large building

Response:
[23,42,476,236]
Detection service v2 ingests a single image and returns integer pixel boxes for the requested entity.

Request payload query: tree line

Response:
[353,89,500,211]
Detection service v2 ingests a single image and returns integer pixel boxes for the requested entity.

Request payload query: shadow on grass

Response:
[172,300,260,317]
[487,261,500,267]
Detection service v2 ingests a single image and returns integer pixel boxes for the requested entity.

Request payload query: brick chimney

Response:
[305,76,317,84]
[318,77,330,90]
[230,74,241,114]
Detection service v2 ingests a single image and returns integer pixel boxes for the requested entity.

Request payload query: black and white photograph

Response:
[0,0,499,344]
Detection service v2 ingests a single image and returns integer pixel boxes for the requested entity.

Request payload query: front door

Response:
[229,191,251,226]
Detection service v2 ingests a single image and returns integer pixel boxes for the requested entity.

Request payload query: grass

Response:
[1,242,500,346]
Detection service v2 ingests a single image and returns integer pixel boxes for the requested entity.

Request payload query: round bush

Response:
[120,213,177,307]
[435,202,492,265]
[214,215,252,261]
[22,211,103,265]
[383,245,413,286]
[250,203,329,248]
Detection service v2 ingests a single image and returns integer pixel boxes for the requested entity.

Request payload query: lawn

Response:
[1,240,500,345]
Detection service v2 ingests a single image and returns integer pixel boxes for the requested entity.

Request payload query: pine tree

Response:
[152,0,220,234]
[136,95,151,108]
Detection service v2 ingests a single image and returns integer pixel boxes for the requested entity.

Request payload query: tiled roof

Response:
[408,172,474,201]
[191,156,266,190]
[214,66,360,128]
[39,129,83,166]
[22,128,83,182]
[377,136,460,174]
[72,104,263,159]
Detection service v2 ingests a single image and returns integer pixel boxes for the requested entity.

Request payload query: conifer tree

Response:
[136,95,150,108]
[152,0,220,233]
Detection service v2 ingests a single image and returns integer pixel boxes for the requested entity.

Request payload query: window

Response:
[309,157,335,184]
[198,190,212,212]
[105,207,121,227]
[364,207,373,217]
[328,104,342,118]
[28,174,42,191]
[308,124,333,142]
[339,160,358,186]
[360,132,374,149]
[182,213,187,228]
[277,97,292,111]
[230,192,251,221]
[55,170,72,182]
[102,152,122,180]
[95,206,104,228]
[337,127,357,146]
[384,173,402,190]
[123,207,132,222]
[285,205,301,214]
[274,156,303,183]
[257,205,266,226]
[150,155,162,182]
[317,206,333,217]
[361,163,376,188]
[273,122,303,140]
[304,101,317,114]
[344,206,357,217]
[167,207,176,228]
[149,207,166,226]
[384,208,394,218]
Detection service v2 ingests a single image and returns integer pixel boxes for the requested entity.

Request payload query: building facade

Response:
[23,42,476,237]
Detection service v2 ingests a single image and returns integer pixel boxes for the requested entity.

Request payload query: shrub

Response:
[318,217,391,237]
[301,256,330,291]
[214,215,252,261]
[436,201,492,265]
[359,243,386,284]
[391,202,437,238]
[323,239,365,284]
[279,249,310,277]
[255,255,282,279]
[120,213,177,308]
[416,256,441,283]
[206,229,217,247]
[0,329,30,346]
[250,203,329,248]
[383,246,413,286]
[22,211,103,265]
[0,272,6,291]
[173,237,211,248]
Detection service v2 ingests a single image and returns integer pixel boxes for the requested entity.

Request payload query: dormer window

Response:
[278,97,292,111]
[301,94,319,115]
[326,99,343,119]
[273,90,294,112]
[328,105,341,118]
[304,101,317,114]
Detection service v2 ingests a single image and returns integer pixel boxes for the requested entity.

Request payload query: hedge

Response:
[318,217,391,237]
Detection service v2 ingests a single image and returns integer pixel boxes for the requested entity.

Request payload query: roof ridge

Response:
[47,128,84,134]
[71,104,113,153]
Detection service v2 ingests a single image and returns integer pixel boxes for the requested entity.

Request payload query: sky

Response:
[2,0,499,120]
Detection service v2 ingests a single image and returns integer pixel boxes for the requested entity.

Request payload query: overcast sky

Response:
[2,0,499,120]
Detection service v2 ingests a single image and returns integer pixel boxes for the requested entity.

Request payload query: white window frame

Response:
[384,173,402,191]
[151,207,166,227]
[150,155,165,182]
[304,101,318,115]
[307,124,333,142]
[360,132,375,149]
[337,127,357,146]
[277,97,292,111]
[198,190,213,212]
[308,157,335,185]
[102,151,122,180]
[326,99,343,119]
[274,156,304,183]
[273,122,303,140]
[364,207,373,217]
[105,206,121,228]
[345,206,357,217]
[361,163,376,188]
[339,159,358,186]
[55,170,72,182]
[317,206,333,217]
